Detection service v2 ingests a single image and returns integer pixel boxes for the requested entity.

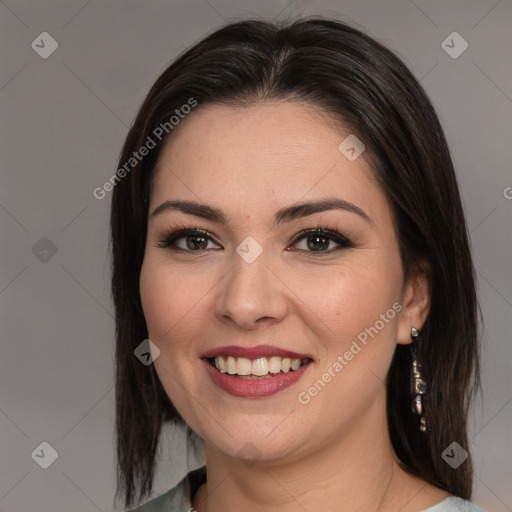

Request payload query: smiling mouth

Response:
[206,356,312,379]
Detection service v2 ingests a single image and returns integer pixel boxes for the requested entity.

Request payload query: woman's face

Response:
[140,101,415,465]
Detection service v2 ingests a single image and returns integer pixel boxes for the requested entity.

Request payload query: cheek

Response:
[139,260,171,339]
[301,267,403,417]
[308,259,403,405]
[311,259,402,343]
[139,258,204,348]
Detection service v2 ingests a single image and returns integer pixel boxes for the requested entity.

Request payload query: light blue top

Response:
[128,466,486,512]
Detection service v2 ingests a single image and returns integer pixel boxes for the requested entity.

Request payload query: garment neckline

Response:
[185,469,473,512]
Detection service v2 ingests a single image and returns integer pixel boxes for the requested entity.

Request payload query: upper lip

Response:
[202,344,314,360]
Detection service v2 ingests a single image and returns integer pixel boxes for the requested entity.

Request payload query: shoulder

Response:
[127,465,207,512]
[421,496,486,512]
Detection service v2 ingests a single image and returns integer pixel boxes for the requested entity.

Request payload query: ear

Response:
[396,259,431,345]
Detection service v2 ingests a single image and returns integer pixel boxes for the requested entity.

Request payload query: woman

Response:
[111,17,484,512]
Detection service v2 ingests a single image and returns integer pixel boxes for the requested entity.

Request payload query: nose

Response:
[214,250,288,330]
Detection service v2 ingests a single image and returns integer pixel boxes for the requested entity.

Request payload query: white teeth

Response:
[217,356,227,373]
[212,355,308,376]
[291,358,301,370]
[252,358,269,376]
[268,356,282,374]
[236,357,252,376]
[226,356,237,375]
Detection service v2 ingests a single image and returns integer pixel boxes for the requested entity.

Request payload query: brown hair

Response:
[110,16,481,509]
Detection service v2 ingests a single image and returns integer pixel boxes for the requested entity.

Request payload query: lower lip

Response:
[202,358,313,398]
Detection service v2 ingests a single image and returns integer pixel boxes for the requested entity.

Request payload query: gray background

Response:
[1,0,511,511]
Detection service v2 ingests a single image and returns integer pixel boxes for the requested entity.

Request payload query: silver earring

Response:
[410,327,431,432]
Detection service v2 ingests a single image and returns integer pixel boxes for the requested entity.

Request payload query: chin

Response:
[199,419,308,465]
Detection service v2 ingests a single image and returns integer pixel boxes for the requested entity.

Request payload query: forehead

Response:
[150,101,387,225]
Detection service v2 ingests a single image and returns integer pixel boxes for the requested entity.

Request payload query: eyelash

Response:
[155,223,356,256]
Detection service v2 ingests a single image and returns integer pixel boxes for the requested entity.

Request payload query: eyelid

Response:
[155,224,222,250]
[155,223,356,253]
[291,224,354,245]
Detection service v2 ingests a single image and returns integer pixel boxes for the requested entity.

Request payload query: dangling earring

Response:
[410,327,431,432]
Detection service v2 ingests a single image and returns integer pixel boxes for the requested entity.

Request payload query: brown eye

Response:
[156,226,355,255]
[290,228,354,255]
[157,229,221,252]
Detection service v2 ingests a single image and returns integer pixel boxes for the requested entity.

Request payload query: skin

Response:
[139,101,449,512]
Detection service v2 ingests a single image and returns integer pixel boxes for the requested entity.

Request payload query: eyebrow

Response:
[150,198,372,226]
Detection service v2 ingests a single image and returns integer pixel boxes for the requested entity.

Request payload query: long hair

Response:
[110,16,481,509]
